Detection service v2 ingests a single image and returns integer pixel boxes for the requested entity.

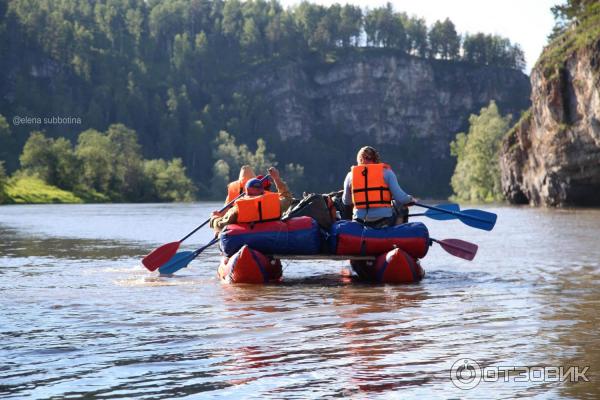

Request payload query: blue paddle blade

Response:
[158,251,195,275]
[459,209,497,231]
[423,203,461,220]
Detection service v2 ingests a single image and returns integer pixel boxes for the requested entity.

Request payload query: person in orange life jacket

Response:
[342,146,415,227]
[224,166,273,205]
[210,167,293,233]
[224,165,255,204]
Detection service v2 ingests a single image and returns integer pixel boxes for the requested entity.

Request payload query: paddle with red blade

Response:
[141,175,270,271]
[431,238,478,261]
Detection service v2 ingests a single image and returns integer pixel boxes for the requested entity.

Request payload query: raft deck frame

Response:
[270,254,376,261]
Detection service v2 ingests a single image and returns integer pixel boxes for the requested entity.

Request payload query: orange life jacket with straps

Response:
[225,178,250,204]
[236,192,282,223]
[351,163,392,210]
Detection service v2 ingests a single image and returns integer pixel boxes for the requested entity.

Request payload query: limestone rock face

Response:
[243,51,530,196]
[500,41,600,206]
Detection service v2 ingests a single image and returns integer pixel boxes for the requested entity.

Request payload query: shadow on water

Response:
[0,225,147,261]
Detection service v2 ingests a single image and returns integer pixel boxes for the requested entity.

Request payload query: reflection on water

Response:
[0,203,599,398]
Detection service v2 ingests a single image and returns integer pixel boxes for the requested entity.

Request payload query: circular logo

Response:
[450,358,481,390]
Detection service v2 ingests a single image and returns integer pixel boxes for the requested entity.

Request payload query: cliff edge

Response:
[244,50,530,195]
[500,18,600,206]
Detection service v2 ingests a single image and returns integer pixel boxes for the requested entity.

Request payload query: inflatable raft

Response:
[217,218,429,284]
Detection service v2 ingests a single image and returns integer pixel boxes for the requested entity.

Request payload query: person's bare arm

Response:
[209,207,238,233]
[269,167,293,212]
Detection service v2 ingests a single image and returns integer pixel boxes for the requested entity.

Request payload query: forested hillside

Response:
[0,0,529,200]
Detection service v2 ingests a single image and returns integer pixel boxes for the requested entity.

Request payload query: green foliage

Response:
[0,115,15,173]
[106,124,144,200]
[0,114,9,137]
[450,101,511,202]
[405,16,428,56]
[75,129,113,194]
[429,18,460,60]
[283,163,305,191]
[16,125,196,203]
[539,0,600,77]
[142,158,196,202]
[550,0,597,37]
[211,159,231,196]
[5,175,83,204]
[364,3,406,50]
[210,130,303,199]
[0,0,526,200]
[19,132,79,190]
[0,161,7,204]
[210,130,275,197]
[462,33,526,69]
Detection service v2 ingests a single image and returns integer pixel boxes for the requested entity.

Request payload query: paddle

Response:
[142,174,270,271]
[409,203,460,220]
[415,202,497,231]
[158,237,220,275]
[431,238,478,261]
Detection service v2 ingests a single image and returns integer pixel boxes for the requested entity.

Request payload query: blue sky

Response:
[279,0,561,72]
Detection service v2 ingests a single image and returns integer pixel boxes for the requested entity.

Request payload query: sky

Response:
[279,0,561,72]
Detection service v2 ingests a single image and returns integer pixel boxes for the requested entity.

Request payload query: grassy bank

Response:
[4,176,83,204]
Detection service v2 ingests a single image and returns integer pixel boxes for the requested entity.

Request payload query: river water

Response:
[0,203,598,399]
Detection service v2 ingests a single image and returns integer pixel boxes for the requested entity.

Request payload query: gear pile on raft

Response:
[141,146,497,284]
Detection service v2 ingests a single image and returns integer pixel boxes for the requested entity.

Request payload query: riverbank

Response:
[1,176,112,204]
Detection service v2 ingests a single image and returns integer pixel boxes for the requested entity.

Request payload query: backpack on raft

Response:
[282,192,337,230]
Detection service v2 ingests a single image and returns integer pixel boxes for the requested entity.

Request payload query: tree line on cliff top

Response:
[0,0,526,201]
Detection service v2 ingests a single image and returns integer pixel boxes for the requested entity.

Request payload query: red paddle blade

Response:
[435,238,478,261]
[142,241,181,271]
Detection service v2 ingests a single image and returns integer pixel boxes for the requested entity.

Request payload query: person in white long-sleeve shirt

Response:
[342,146,415,228]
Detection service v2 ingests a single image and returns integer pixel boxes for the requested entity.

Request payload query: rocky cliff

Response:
[243,50,531,196]
[500,39,600,206]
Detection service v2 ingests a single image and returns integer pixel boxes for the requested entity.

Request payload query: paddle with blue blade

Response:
[158,237,220,275]
[415,202,497,231]
[409,203,460,220]
[142,174,271,271]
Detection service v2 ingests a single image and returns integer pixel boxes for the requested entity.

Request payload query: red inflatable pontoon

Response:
[218,245,282,284]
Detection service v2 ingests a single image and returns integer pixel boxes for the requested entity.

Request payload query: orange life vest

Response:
[236,192,281,223]
[225,178,249,204]
[351,163,392,209]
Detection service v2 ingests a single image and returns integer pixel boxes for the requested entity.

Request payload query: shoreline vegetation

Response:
[0,0,526,204]
[0,122,198,205]
[0,101,519,206]
[0,118,304,205]
[3,176,84,204]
